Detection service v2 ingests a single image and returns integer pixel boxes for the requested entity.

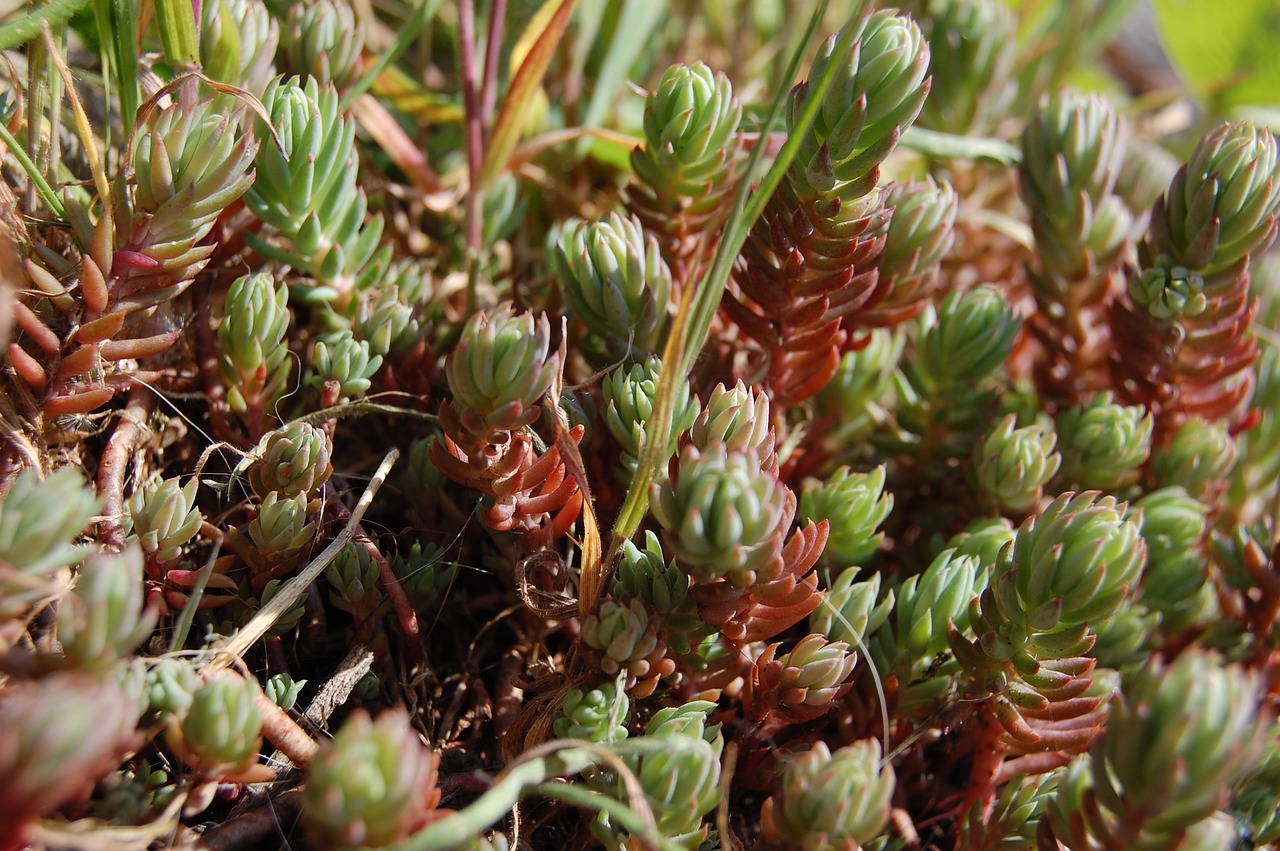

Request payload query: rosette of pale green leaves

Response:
[56,544,156,671]
[284,0,364,92]
[873,176,957,315]
[754,633,858,719]
[444,303,559,437]
[814,328,904,446]
[799,465,892,567]
[325,542,385,619]
[247,76,383,295]
[958,771,1059,850]
[595,702,722,848]
[945,516,1015,580]
[554,681,630,744]
[916,0,1014,134]
[391,543,457,614]
[246,491,315,575]
[611,532,707,655]
[632,61,742,199]
[1130,488,1218,630]
[1087,653,1264,846]
[121,89,258,299]
[993,491,1145,632]
[688,380,773,463]
[353,288,429,360]
[1150,122,1280,272]
[302,708,439,849]
[1020,89,1132,282]
[265,673,306,711]
[580,598,660,677]
[145,658,200,719]
[761,739,895,850]
[885,548,980,662]
[247,421,333,500]
[1127,262,1208,323]
[651,443,789,587]
[0,673,144,845]
[218,272,292,418]
[167,677,262,776]
[554,213,672,363]
[972,414,1061,514]
[789,10,930,199]
[1056,392,1153,492]
[0,468,99,621]
[200,0,278,94]
[1151,417,1237,502]
[311,331,382,401]
[128,476,202,568]
[811,570,892,647]
[602,357,698,478]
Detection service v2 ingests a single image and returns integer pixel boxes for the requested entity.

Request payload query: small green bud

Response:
[554,213,672,363]
[57,544,156,671]
[916,0,1015,134]
[791,11,930,198]
[972,414,1061,514]
[602,357,699,478]
[894,549,980,659]
[633,62,742,194]
[145,659,201,719]
[354,289,426,360]
[811,570,892,647]
[265,673,306,711]
[445,303,559,436]
[762,739,895,850]
[128,477,202,567]
[914,285,1021,391]
[995,491,1145,632]
[611,533,706,655]
[651,443,788,587]
[1092,653,1263,842]
[688,380,773,463]
[1151,417,1237,502]
[1128,262,1209,323]
[799,465,893,567]
[754,634,858,719]
[284,0,365,92]
[1056,392,1153,492]
[302,708,440,849]
[326,543,385,619]
[1020,89,1132,280]
[247,421,333,500]
[1150,122,1280,271]
[218,272,292,416]
[169,677,263,776]
[554,681,630,744]
[391,543,457,614]
[312,332,382,400]
[201,0,278,94]
[247,491,316,575]
[0,468,99,620]
[580,598,660,677]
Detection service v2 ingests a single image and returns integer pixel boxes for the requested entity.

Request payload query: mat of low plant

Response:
[1,0,1279,849]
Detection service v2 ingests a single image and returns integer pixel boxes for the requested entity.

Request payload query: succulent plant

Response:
[302,708,440,849]
[0,468,99,622]
[602,357,699,478]
[554,213,672,363]
[1055,392,1153,492]
[0,673,143,850]
[443,303,559,440]
[311,331,382,401]
[247,421,334,500]
[218,272,292,423]
[761,739,895,850]
[128,476,202,570]
[651,443,789,588]
[972,414,1061,514]
[915,0,1015,134]
[749,633,858,724]
[166,676,263,777]
[200,0,278,94]
[56,544,156,671]
[810,570,892,647]
[283,0,365,92]
[244,491,316,583]
[265,672,306,711]
[799,465,892,568]
[554,681,630,744]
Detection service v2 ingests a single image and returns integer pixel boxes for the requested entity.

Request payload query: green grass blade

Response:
[606,0,859,561]
[476,0,577,189]
[155,0,199,67]
[107,0,139,137]
[0,0,88,50]
[573,0,666,158]
[0,121,65,217]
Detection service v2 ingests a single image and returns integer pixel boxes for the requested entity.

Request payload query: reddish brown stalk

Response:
[96,387,155,549]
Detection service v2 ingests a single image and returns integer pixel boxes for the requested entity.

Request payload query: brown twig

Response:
[199,789,302,851]
[97,387,155,548]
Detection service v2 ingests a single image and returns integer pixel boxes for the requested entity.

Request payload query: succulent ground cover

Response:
[1,0,1280,848]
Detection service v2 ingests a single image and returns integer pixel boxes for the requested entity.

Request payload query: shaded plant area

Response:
[3,0,1280,849]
